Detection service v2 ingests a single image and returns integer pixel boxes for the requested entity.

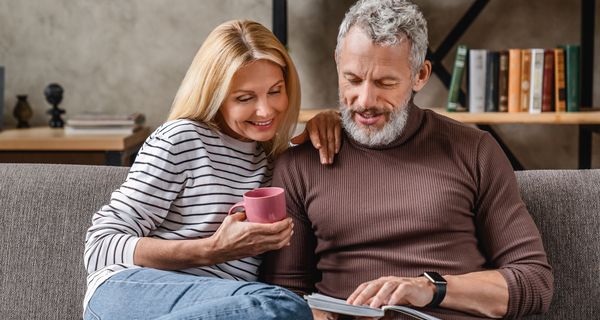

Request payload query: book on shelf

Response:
[66,112,146,127]
[484,51,500,112]
[468,49,487,113]
[553,48,567,112]
[64,125,142,135]
[447,45,468,112]
[507,49,522,113]
[498,50,509,112]
[528,49,544,114]
[305,293,440,320]
[520,49,532,112]
[541,49,555,112]
[563,44,580,112]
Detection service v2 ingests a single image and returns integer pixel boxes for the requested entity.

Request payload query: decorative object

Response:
[13,95,33,128]
[44,83,65,128]
[0,66,4,131]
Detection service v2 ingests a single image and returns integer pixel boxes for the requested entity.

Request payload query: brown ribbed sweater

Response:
[260,105,553,319]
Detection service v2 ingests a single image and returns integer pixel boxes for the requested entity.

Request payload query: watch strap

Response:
[421,272,447,308]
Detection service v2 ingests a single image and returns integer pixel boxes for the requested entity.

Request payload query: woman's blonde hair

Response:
[168,20,300,158]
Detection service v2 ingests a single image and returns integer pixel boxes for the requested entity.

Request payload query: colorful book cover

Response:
[507,49,522,113]
[553,48,566,112]
[468,49,487,113]
[447,45,468,112]
[529,49,544,114]
[498,51,509,112]
[563,45,580,112]
[484,51,500,112]
[541,49,555,112]
[520,49,532,112]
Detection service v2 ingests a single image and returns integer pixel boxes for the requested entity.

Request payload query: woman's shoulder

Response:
[150,119,220,144]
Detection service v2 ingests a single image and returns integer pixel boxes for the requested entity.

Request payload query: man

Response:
[259,0,553,319]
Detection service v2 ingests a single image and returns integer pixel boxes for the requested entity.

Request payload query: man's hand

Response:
[347,276,435,309]
[291,110,341,165]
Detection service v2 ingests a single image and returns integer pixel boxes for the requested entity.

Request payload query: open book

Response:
[305,293,441,320]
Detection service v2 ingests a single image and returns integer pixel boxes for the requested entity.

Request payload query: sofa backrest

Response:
[0,164,598,319]
[0,164,129,320]
[515,169,600,319]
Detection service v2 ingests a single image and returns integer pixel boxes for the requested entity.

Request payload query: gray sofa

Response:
[0,164,598,319]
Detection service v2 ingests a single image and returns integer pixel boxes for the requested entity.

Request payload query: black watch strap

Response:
[421,271,447,308]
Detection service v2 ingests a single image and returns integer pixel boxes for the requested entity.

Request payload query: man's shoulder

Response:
[421,108,487,140]
[276,141,320,167]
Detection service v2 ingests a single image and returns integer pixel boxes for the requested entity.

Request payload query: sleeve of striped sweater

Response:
[474,132,554,318]
[84,129,189,274]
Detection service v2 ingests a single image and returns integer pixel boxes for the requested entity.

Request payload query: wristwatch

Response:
[421,271,447,308]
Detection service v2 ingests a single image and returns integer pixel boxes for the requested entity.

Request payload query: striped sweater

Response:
[84,119,272,308]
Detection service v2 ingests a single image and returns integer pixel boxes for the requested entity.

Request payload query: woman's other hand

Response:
[208,212,293,263]
[291,110,341,165]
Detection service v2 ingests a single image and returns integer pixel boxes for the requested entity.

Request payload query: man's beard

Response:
[340,98,411,147]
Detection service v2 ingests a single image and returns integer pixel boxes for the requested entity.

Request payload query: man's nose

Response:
[356,82,377,108]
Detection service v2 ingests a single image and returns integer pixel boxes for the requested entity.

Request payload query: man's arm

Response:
[259,149,320,296]
[348,132,553,318]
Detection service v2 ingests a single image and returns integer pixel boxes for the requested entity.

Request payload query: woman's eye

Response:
[268,89,281,95]
[237,96,253,102]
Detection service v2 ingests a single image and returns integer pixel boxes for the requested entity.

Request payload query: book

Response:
[64,125,141,135]
[541,49,555,112]
[529,49,544,114]
[468,49,487,113]
[519,49,532,112]
[305,293,441,320]
[507,49,522,113]
[563,44,580,112]
[554,48,567,112]
[447,45,468,112]
[484,51,499,112]
[66,112,146,127]
[498,50,509,112]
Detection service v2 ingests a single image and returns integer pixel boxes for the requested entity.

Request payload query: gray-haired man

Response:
[260,0,553,319]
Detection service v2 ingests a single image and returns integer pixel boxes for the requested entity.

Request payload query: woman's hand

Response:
[207,212,293,263]
[292,110,341,165]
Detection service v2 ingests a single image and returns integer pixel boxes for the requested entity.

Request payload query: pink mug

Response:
[228,187,287,223]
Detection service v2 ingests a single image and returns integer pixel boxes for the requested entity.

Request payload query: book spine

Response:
[507,49,522,113]
[498,51,509,112]
[554,48,566,112]
[541,49,555,112]
[447,45,468,112]
[484,51,499,112]
[468,49,487,113]
[529,49,544,114]
[520,49,532,112]
[564,45,580,112]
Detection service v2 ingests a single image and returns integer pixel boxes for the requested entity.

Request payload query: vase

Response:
[13,95,33,128]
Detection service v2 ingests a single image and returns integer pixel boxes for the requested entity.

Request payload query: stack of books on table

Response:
[447,44,580,113]
[65,113,145,135]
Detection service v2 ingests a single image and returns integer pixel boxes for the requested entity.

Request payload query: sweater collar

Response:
[344,103,424,150]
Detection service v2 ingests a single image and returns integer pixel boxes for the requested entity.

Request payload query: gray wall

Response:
[0,0,598,169]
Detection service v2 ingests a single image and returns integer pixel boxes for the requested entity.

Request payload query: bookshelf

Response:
[298,108,600,170]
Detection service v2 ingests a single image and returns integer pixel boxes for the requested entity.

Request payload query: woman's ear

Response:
[412,60,432,92]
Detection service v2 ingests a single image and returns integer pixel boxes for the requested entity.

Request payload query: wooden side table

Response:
[0,127,151,166]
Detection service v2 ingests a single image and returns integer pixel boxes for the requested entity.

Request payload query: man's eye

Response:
[347,78,361,84]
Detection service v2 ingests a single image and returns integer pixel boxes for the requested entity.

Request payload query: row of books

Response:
[64,112,145,135]
[447,45,581,113]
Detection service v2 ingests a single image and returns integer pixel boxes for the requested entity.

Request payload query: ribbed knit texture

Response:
[260,105,553,319]
[84,119,271,309]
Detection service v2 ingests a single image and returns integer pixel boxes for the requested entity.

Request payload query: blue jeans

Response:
[84,268,312,320]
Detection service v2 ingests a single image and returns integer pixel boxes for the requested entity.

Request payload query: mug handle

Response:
[228,201,246,215]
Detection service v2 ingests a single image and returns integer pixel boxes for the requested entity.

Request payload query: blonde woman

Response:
[83,20,338,320]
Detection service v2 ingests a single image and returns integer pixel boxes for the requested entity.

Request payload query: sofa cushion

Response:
[516,169,600,319]
[0,164,129,320]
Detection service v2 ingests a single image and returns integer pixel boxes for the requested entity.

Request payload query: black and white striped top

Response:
[83,119,272,308]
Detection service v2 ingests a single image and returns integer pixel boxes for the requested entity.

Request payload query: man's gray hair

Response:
[336,0,429,75]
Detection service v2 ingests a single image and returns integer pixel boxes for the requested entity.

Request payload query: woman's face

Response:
[218,59,289,142]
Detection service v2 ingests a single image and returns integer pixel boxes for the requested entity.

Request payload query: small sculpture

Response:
[13,95,33,128]
[45,83,65,128]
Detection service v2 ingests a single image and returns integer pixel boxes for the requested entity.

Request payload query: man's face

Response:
[336,26,429,146]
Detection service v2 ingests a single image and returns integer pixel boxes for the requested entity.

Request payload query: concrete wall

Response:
[1,0,598,168]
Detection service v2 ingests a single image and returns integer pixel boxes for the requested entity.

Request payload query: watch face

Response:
[424,272,447,284]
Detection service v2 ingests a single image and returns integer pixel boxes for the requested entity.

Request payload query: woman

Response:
[83,20,338,320]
